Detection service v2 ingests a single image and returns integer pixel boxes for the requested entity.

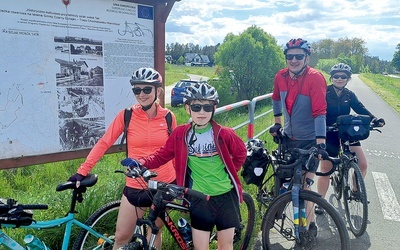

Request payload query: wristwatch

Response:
[317,143,326,150]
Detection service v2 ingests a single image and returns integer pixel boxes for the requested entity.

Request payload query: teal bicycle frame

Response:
[0,174,112,249]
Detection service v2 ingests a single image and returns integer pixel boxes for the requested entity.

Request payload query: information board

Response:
[0,0,154,160]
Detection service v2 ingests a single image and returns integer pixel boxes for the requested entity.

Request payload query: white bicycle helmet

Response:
[130,67,162,87]
[183,82,219,105]
[284,38,311,55]
[330,63,352,77]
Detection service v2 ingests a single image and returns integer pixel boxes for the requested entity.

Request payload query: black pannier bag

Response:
[336,114,371,141]
[241,139,271,186]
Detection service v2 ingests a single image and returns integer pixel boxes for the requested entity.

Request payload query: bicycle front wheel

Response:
[261,190,350,250]
[74,200,120,250]
[343,161,368,237]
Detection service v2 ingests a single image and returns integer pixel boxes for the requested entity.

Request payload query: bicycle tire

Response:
[235,191,256,250]
[332,171,343,200]
[74,200,120,250]
[343,161,368,237]
[261,190,350,250]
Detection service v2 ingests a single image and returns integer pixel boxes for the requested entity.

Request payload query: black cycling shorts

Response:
[189,188,240,232]
[123,186,156,207]
[281,135,318,172]
[326,131,361,157]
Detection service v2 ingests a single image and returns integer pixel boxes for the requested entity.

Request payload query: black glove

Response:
[372,118,385,127]
[68,173,85,182]
[269,123,282,134]
[316,143,329,160]
[121,158,141,169]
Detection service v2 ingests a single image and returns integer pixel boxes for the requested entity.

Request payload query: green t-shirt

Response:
[187,124,233,196]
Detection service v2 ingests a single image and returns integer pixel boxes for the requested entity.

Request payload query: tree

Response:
[392,43,400,71]
[214,26,285,102]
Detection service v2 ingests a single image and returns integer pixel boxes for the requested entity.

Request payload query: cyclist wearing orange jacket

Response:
[68,67,177,249]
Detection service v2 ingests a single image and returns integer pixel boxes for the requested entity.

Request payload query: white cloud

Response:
[166,0,400,60]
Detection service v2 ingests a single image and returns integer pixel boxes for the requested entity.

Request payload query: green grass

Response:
[2,69,398,249]
[165,64,217,86]
[359,73,400,114]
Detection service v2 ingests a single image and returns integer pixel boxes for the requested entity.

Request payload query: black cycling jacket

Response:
[326,84,375,126]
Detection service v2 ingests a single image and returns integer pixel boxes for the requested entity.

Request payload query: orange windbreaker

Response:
[78,103,177,189]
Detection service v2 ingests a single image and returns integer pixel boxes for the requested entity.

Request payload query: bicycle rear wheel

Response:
[343,161,368,237]
[74,200,120,250]
[261,190,350,250]
[234,191,256,250]
[331,171,343,200]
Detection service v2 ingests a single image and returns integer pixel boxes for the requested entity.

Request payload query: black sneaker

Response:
[308,222,318,237]
[314,205,324,215]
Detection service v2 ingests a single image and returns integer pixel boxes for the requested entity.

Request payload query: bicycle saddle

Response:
[56,174,98,192]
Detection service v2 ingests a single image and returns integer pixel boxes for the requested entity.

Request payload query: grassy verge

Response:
[165,64,217,86]
[359,73,400,114]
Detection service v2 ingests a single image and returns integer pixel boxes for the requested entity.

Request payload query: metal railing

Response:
[215,93,274,140]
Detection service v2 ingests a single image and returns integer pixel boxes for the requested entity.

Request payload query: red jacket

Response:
[139,120,247,203]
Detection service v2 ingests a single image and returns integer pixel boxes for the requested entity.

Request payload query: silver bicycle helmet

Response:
[130,67,162,87]
[183,82,219,105]
[330,63,352,77]
[284,38,311,55]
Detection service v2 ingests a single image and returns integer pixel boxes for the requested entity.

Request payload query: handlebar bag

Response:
[336,114,371,141]
[242,139,271,186]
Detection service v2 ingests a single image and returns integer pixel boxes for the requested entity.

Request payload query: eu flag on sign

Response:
[138,5,154,20]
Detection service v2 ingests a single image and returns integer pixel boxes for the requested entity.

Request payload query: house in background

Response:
[184,53,210,66]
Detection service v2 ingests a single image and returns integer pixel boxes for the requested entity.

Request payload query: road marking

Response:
[372,171,400,222]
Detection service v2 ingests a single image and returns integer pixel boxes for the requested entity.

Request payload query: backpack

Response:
[119,108,173,156]
[241,139,271,186]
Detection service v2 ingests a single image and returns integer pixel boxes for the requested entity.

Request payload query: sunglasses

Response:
[190,104,214,112]
[132,86,153,95]
[332,75,348,80]
[285,54,306,60]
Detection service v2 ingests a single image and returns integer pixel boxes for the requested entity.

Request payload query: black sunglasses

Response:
[190,104,214,112]
[132,86,153,95]
[285,54,306,60]
[332,75,348,80]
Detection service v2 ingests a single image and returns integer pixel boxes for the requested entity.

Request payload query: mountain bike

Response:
[323,114,383,237]
[259,146,350,249]
[0,174,115,250]
[83,166,255,250]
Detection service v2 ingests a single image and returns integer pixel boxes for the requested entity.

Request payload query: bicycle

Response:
[0,174,116,250]
[259,146,350,249]
[83,166,255,250]
[322,114,383,237]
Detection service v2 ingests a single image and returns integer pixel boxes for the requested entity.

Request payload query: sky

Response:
[165,0,400,61]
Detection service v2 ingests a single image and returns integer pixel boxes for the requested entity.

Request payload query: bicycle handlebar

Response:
[116,166,210,201]
[275,147,338,177]
[0,199,48,211]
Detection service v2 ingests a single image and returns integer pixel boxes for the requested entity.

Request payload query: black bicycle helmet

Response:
[330,63,352,77]
[183,82,219,105]
[284,38,311,55]
[130,67,162,87]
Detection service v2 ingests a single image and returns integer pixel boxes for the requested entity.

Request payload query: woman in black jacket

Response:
[315,63,385,214]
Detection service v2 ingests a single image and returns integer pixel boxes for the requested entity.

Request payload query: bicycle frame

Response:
[0,174,113,250]
[0,212,112,249]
